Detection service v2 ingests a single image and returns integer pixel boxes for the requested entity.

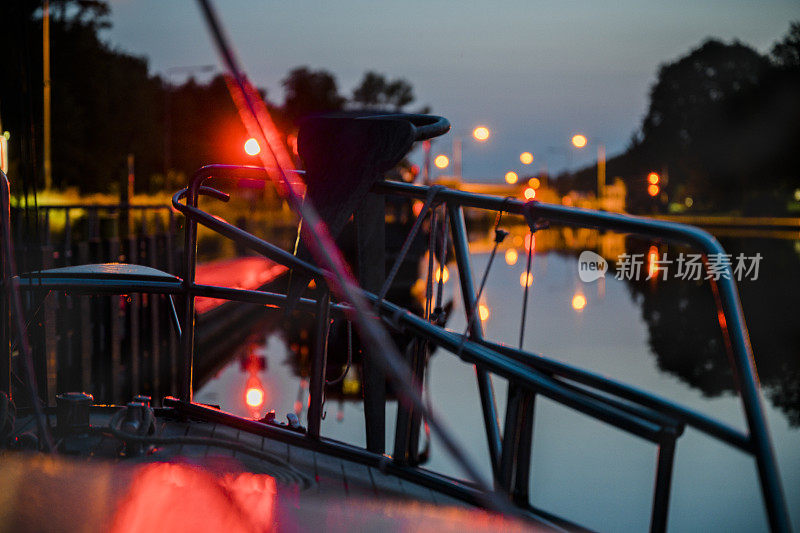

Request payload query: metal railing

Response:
[165,165,788,531]
[1,165,790,532]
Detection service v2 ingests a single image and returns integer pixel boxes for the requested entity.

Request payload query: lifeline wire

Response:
[519,232,534,350]
[455,208,508,358]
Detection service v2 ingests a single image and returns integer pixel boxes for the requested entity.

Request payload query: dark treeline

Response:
[559,23,800,215]
[0,0,422,194]
[3,2,798,212]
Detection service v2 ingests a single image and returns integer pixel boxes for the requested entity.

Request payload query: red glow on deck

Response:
[110,463,275,533]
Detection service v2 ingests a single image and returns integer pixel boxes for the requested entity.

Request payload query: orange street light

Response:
[571,134,605,199]
[434,154,450,169]
[244,138,261,156]
[505,171,519,184]
[520,152,534,165]
[523,187,536,200]
[528,177,540,189]
[571,293,587,311]
[647,172,660,185]
[571,134,587,148]
[472,126,490,142]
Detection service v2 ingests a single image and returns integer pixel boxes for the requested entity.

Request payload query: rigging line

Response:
[434,206,449,317]
[519,231,534,350]
[376,185,442,305]
[455,209,509,358]
[425,206,438,322]
[419,203,450,460]
[195,1,505,511]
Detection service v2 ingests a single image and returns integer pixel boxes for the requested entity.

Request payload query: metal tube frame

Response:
[2,167,789,532]
[375,179,789,533]
[307,289,330,438]
[448,203,503,480]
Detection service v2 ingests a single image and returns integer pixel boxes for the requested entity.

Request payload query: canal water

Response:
[197,228,800,532]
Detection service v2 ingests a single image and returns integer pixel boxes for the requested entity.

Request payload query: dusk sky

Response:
[105,0,800,181]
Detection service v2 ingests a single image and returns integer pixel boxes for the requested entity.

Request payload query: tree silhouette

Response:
[281,67,345,125]
[352,71,414,111]
[578,27,800,215]
[771,21,800,68]
[639,39,768,205]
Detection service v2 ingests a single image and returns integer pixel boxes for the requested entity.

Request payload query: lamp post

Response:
[571,133,606,203]
[43,0,52,190]
[429,125,491,182]
[453,126,491,181]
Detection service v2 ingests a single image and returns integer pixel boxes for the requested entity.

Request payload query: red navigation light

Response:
[245,386,264,408]
[648,184,660,197]
[245,374,266,409]
[647,172,660,185]
[244,138,261,156]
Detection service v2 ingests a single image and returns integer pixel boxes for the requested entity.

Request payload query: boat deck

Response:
[3,407,554,532]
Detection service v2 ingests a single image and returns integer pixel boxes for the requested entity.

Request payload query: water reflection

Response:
[571,292,587,311]
[197,222,799,531]
[469,222,799,425]
[206,224,799,427]
[622,236,800,426]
